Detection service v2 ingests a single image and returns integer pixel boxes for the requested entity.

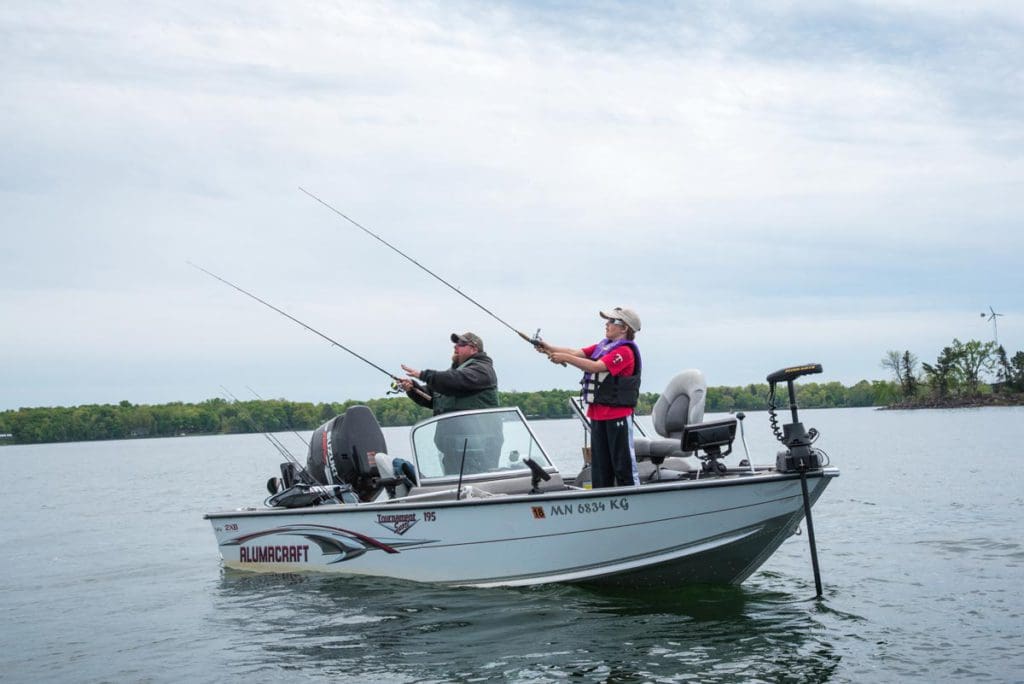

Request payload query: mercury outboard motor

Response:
[306,405,389,501]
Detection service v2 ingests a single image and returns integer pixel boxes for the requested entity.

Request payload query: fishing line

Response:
[299,187,543,348]
[219,385,319,484]
[246,384,313,452]
[188,261,431,401]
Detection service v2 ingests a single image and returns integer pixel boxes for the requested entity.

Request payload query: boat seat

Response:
[375,456,418,498]
[634,369,706,464]
[637,460,691,482]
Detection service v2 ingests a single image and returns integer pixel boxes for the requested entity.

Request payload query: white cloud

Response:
[1,0,1021,409]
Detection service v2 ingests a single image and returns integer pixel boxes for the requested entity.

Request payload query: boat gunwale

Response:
[204,466,839,519]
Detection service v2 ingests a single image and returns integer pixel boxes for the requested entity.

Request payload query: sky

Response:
[2,1,1022,411]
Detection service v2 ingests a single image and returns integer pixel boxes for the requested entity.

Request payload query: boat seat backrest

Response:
[376,456,417,498]
[652,369,707,439]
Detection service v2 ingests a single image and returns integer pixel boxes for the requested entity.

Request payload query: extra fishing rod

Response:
[246,385,311,452]
[188,261,431,401]
[299,187,545,349]
[219,385,319,485]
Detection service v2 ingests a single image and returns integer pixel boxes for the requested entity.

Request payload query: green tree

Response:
[1010,352,1024,392]
[881,350,918,398]
[950,338,996,395]
[994,346,1024,393]
[922,345,960,399]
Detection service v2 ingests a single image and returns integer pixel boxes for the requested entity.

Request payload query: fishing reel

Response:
[767,363,824,472]
[528,328,568,367]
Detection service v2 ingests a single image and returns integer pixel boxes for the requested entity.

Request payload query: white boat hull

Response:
[207,468,837,587]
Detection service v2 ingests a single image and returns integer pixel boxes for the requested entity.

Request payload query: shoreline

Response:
[882,393,1024,410]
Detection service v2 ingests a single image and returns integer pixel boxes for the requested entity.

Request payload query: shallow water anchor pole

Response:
[799,468,824,598]
[766,363,825,598]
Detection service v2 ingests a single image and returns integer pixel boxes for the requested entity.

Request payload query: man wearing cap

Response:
[400,333,500,474]
[536,307,642,488]
[399,332,498,414]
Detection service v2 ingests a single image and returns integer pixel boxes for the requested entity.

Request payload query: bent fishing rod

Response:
[188,261,431,401]
[299,187,546,350]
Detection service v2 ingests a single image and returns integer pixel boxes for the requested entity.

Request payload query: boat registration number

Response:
[547,497,629,516]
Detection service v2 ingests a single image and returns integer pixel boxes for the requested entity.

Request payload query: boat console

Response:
[407,408,565,497]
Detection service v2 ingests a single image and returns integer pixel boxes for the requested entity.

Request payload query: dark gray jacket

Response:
[407,352,499,415]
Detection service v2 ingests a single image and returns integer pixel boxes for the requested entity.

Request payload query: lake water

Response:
[1,407,1022,682]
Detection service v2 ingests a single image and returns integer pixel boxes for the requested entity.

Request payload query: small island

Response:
[880,338,1024,409]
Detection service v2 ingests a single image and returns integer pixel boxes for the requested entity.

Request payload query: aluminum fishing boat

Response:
[205,363,838,587]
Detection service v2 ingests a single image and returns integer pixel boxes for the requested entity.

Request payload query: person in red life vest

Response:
[536,307,642,488]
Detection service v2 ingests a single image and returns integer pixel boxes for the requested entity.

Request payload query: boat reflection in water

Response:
[205,364,838,588]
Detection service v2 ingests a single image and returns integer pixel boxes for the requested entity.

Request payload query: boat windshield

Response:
[410,408,551,480]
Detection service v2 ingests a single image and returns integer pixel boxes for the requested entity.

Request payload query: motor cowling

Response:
[306,405,388,501]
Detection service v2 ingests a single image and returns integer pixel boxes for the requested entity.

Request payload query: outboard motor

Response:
[767,363,824,472]
[306,405,389,501]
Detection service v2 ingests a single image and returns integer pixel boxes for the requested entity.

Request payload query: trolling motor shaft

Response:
[767,362,826,599]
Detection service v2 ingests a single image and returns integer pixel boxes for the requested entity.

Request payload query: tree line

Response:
[881,338,1024,406]
[0,380,904,446]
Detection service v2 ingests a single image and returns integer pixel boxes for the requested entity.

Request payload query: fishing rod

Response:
[219,385,319,485]
[246,385,312,452]
[188,261,432,401]
[299,187,546,350]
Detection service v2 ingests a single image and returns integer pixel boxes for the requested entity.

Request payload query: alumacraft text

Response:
[240,545,310,562]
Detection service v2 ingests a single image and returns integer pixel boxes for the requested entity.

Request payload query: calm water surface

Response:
[1,407,1022,682]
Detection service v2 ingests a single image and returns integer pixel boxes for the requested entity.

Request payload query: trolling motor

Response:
[767,363,824,473]
[767,362,826,598]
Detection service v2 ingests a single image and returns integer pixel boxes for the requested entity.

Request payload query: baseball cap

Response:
[599,307,641,332]
[450,331,484,351]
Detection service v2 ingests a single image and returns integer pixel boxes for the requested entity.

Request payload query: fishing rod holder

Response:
[767,363,824,473]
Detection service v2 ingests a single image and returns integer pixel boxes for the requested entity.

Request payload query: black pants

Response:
[590,417,638,488]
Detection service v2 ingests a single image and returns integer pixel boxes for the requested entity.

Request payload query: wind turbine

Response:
[980,306,1004,346]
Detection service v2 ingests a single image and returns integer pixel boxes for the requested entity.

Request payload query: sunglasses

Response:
[606,319,625,326]
[455,341,473,347]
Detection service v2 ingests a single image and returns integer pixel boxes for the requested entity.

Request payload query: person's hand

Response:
[401,364,421,379]
[549,352,569,365]
[397,378,414,392]
[534,340,551,354]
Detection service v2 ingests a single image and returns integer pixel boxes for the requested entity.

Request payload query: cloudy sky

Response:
[2,1,1021,410]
